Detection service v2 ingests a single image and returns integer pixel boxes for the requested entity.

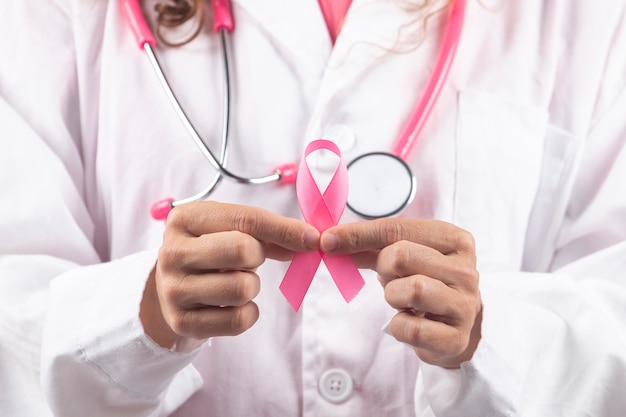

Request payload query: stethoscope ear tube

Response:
[120,0,284,220]
[213,0,235,32]
[392,0,465,160]
[122,0,286,220]
[120,0,156,47]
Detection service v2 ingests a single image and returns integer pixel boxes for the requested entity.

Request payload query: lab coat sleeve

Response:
[41,250,205,417]
[413,51,626,417]
[0,2,203,416]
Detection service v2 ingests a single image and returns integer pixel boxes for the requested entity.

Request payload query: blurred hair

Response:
[153,0,205,47]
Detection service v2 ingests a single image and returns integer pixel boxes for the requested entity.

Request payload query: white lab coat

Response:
[1,0,626,415]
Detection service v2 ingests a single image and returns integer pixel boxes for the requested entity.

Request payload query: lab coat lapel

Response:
[231,0,413,81]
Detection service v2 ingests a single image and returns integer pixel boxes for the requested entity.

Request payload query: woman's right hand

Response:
[140,201,320,349]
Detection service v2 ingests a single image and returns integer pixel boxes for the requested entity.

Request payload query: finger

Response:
[161,231,266,272]
[167,303,260,339]
[376,241,477,289]
[263,241,300,262]
[321,218,475,256]
[388,311,470,363]
[383,275,464,322]
[159,270,261,309]
[350,250,380,270]
[167,201,319,251]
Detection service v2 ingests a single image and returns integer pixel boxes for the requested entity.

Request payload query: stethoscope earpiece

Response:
[150,198,174,221]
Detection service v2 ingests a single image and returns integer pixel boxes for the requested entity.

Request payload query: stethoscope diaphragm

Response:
[346,152,416,219]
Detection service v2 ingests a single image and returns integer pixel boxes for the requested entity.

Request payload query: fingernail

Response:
[321,232,339,252]
[303,229,319,250]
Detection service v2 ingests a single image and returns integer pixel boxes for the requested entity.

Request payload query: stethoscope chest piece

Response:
[346,152,416,219]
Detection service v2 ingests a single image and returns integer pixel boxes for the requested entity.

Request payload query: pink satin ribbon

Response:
[280,140,365,312]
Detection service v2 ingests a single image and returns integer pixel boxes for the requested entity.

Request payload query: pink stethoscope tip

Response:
[276,163,299,185]
[150,198,174,221]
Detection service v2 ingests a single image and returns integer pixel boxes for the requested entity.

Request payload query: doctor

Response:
[0,0,625,416]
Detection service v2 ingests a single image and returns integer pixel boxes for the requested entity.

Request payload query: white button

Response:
[323,125,356,150]
[318,369,353,403]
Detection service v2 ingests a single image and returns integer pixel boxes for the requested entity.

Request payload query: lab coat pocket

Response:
[453,91,548,272]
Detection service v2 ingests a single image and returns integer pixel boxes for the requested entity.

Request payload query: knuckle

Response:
[454,229,476,255]
[232,234,264,268]
[459,295,476,318]
[156,277,190,313]
[232,273,260,305]
[229,304,258,335]
[391,313,421,346]
[160,277,186,307]
[168,310,194,337]
[452,260,476,279]
[451,330,470,357]
[408,276,425,305]
[385,241,412,276]
[233,208,260,236]
[381,221,403,246]
[458,264,480,292]
[158,244,183,270]
[467,267,480,291]
[345,231,362,252]
[277,225,297,249]
[404,319,423,347]
[229,308,247,335]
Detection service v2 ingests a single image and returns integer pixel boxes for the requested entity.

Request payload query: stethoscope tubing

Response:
[143,37,280,187]
[392,0,465,160]
[121,0,290,219]
[121,0,466,220]
[121,0,282,184]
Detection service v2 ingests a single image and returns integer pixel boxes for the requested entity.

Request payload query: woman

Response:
[1,0,625,415]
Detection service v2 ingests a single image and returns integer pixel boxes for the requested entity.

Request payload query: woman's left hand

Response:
[320,218,482,369]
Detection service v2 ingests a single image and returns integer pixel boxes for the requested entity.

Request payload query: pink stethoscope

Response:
[120,0,465,220]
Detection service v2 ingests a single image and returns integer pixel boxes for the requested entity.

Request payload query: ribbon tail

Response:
[323,254,365,303]
[279,251,322,312]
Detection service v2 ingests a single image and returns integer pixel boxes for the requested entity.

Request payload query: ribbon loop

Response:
[280,140,365,312]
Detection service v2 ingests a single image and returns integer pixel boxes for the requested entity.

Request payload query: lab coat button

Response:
[323,125,356,150]
[318,368,353,403]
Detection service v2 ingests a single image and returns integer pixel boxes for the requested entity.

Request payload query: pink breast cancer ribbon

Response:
[280,140,365,312]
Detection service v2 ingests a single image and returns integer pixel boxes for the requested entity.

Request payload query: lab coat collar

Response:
[231,0,425,72]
